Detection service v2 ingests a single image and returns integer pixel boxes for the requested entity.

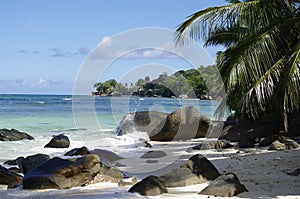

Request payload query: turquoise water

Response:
[0,94,221,137]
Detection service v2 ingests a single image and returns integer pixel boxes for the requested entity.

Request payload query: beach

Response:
[1,137,300,198]
[1,95,300,198]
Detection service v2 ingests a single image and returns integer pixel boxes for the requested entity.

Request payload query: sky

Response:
[0,0,227,94]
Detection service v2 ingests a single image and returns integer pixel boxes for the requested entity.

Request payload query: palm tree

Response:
[176,0,300,132]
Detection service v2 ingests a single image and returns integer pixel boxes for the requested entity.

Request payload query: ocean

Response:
[0,94,222,198]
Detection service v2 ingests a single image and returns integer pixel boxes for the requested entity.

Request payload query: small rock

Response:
[0,128,34,141]
[64,146,90,156]
[258,135,280,147]
[128,175,167,196]
[288,168,300,176]
[192,141,234,150]
[44,134,70,148]
[140,151,167,159]
[90,149,124,163]
[199,173,248,197]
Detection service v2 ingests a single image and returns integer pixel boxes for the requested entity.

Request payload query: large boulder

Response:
[220,116,281,144]
[128,175,167,196]
[150,106,211,141]
[116,111,168,136]
[199,173,248,197]
[160,154,220,187]
[0,165,23,188]
[0,128,34,141]
[44,134,70,148]
[19,153,51,174]
[23,154,100,189]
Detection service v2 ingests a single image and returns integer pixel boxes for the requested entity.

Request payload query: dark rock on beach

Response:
[19,153,51,174]
[23,154,100,189]
[288,168,300,176]
[116,111,168,136]
[0,165,23,189]
[192,140,234,150]
[199,173,248,197]
[150,106,211,141]
[128,175,167,196]
[259,135,281,147]
[220,119,280,143]
[0,128,34,141]
[268,137,299,151]
[140,150,167,159]
[90,149,124,163]
[44,134,70,148]
[64,146,90,156]
[160,154,220,187]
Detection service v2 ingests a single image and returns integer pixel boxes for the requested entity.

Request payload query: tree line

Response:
[93,65,220,99]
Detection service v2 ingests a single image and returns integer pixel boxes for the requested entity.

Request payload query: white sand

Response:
[1,138,300,199]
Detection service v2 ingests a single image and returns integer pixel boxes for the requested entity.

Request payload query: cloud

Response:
[49,47,91,58]
[49,48,78,57]
[90,36,181,60]
[100,36,113,47]
[78,47,90,55]
[0,79,73,94]
[33,50,40,54]
[31,78,46,87]
[16,50,28,54]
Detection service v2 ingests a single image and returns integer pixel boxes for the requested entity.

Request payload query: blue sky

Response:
[0,0,227,94]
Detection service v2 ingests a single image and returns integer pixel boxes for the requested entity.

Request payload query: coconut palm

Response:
[176,0,300,131]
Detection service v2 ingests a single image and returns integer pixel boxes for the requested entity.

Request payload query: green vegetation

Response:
[176,0,300,131]
[93,65,219,99]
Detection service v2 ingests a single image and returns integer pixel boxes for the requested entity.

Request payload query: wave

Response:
[63,98,72,101]
[36,101,45,104]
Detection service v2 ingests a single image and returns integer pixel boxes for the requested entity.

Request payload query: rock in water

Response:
[19,153,51,174]
[116,111,168,136]
[150,106,210,141]
[0,128,34,141]
[199,173,248,197]
[128,175,167,196]
[44,134,70,148]
[23,154,100,189]
[64,146,90,156]
[0,165,23,188]
[160,154,220,187]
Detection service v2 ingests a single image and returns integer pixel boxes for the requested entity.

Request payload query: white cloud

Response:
[91,36,180,60]
[31,78,46,87]
[100,36,113,47]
